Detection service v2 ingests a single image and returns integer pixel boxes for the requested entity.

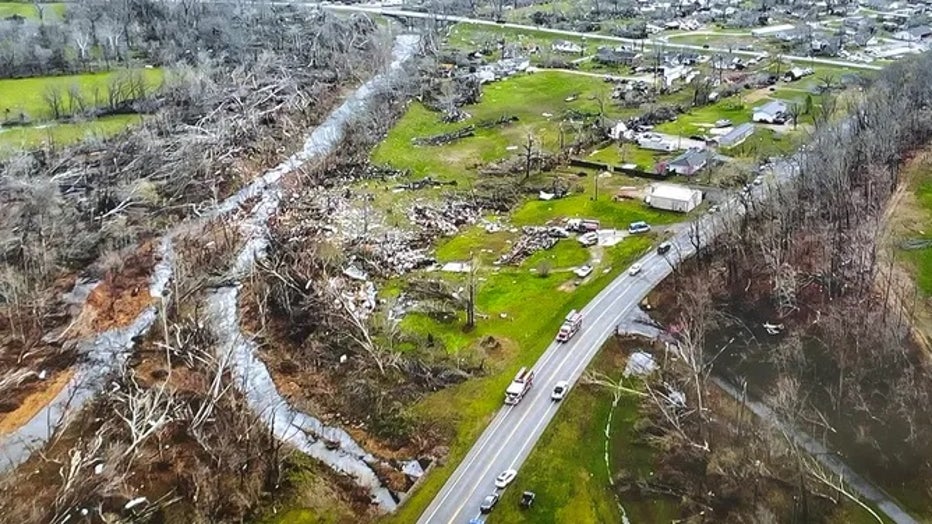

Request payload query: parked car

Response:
[657,241,672,255]
[480,493,500,514]
[714,118,732,128]
[573,265,594,278]
[629,263,643,276]
[551,381,569,401]
[628,221,651,234]
[520,491,536,508]
[494,469,517,489]
[578,232,599,246]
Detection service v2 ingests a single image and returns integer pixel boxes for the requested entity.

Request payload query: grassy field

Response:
[0,68,164,122]
[893,151,932,295]
[0,2,65,19]
[445,22,588,58]
[588,142,672,170]
[903,175,932,294]
[511,191,678,228]
[655,97,752,136]
[372,70,636,184]
[665,32,758,49]
[0,114,140,151]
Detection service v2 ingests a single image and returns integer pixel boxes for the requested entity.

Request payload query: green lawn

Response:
[435,226,516,265]
[655,97,752,136]
[524,239,591,269]
[900,178,932,295]
[725,127,800,160]
[664,32,758,49]
[0,114,141,152]
[511,192,679,228]
[589,143,672,171]
[372,71,634,184]
[0,2,64,19]
[445,22,588,58]
[0,68,164,122]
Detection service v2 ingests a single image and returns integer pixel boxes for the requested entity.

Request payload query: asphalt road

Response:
[325,4,883,71]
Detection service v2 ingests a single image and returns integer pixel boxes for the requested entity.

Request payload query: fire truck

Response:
[556,310,583,342]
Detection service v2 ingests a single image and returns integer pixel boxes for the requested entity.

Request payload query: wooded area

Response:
[643,49,932,520]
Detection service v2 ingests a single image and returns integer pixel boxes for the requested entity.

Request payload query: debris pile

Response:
[629,105,684,127]
[393,177,457,192]
[328,275,378,319]
[337,163,409,183]
[624,351,657,377]
[408,200,482,237]
[411,115,518,147]
[350,232,435,278]
[497,226,564,265]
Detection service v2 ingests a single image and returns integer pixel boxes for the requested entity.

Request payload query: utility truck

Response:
[505,367,535,405]
[556,310,583,342]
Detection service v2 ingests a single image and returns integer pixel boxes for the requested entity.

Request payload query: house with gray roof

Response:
[663,148,710,176]
[717,122,755,148]
[752,100,788,124]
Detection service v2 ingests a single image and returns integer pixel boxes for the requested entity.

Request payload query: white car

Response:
[573,265,594,278]
[494,469,517,489]
[551,381,569,401]
[628,263,642,276]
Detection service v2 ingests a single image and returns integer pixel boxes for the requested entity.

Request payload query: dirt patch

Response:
[68,242,159,339]
[744,87,773,103]
[0,368,74,435]
[558,280,578,292]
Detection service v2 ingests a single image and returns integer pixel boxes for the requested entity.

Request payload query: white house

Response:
[552,40,583,54]
[637,136,677,152]
[644,183,703,213]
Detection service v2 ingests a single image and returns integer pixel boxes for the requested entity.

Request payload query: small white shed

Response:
[644,183,703,213]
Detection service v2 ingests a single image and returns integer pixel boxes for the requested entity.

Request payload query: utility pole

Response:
[466,254,478,330]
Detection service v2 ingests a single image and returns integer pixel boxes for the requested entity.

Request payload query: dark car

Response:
[480,493,500,514]
[657,241,672,255]
[520,491,536,508]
